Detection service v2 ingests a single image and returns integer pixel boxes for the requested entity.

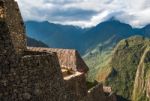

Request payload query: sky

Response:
[16,0,150,28]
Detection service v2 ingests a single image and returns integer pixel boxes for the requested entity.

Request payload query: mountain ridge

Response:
[25,20,150,55]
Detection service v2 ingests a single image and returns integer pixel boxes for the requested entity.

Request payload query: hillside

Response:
[96,36,150,100]
[132,47,150,101]
[83,47,112,81]
[27,37,48,47]
[83,20,143,82]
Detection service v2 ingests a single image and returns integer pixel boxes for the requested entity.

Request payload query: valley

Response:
[26,20,150,101]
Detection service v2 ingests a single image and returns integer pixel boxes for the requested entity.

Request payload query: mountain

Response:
[25,20,150,81]
[25,20,150,55]
[96,36,150,101]
[25,21,87,53]
[82,20,150,81]
[82,20,150,53]
[82,20,134,52]
[27,37,48,47]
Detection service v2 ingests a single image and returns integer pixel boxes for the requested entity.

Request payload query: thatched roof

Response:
[27,47,89,73]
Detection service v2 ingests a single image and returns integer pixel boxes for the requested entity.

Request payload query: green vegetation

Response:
[84,35,150,100]
[132,47,150,101]
[104,36,148,100]
[83,47,112,82]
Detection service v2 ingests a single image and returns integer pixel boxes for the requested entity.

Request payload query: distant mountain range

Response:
[25,21,87,53]
[25,20,150,55]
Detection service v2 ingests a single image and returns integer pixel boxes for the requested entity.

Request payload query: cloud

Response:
[16,0,150,28]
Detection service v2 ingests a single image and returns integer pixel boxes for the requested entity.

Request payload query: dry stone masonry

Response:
[1,0,26,54]
[0,0,116,101]
[27,47,89,73]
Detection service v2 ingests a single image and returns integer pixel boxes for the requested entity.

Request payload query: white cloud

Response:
[16,0,150,28]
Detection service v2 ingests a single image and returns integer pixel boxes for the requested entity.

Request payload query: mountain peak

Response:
[107,16,118,22]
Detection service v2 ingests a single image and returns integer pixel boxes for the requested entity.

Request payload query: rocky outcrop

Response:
[97,35,150,100]
[132,47,150,101]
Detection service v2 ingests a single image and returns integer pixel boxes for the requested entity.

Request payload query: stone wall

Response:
[18,52,65,101]
[0,0,26,67]
[64,72,87,100]
[0,1,17,67]
[0,51,70,101]
[3,0,26,54]
[0,1,5,19]
[27,47,89,73]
